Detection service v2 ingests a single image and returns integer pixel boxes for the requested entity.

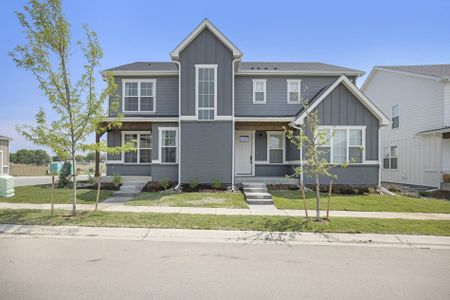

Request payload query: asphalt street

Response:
[1,236,449,299]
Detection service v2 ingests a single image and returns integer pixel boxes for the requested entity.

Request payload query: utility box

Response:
[0,176,15,198]
[49,162,63,175]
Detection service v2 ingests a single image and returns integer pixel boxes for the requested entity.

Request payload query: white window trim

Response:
[287,79,302,104]
[158,127,178,164]
[383,145,398,170]
[195,64,218,121]
[252,79,267,104]
[0,150,3,175]
[122,79,157,113]
[121,131,152,164]
[317,126,366,164]
[266,131,286,164]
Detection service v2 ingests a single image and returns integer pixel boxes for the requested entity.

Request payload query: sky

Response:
[0,0,449,152]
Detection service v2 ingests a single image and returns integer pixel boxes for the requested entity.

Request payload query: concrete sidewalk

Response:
[0,202,450,220]
[1,224,450,249]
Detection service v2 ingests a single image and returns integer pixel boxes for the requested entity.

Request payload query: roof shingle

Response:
[380,64,450,78]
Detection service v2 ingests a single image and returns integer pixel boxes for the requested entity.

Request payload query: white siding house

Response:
[0,135,12,175]
[362,65,450,188]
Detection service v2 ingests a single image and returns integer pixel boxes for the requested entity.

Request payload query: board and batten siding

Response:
[444,82,450,127]
[313,83,380,161]
[180,121,233,183]
[363,69,446,187]
[109,76,179,117]
[179,28,233,116]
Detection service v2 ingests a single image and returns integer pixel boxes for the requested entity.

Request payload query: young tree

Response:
[10,0,131,215]
[286,102,348,221]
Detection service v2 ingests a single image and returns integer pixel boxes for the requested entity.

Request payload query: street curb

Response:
[1,224,449,249]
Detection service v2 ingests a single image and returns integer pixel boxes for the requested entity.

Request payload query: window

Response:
[122,132,152,163]
[267,132,284,163]
[383,146,398,169]
[392,104,399,129]
[196,65,217,120]
[317,127,365,164]
[123,80,156,112]
[287,80,301,103]
[159,128,178,163]
[252,79,266,104]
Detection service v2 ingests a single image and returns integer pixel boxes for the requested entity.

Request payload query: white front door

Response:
[235,131,254,175]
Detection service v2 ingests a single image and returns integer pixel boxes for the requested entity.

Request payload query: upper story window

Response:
[317,126,365,164]
[252,79,267,104]
[287,80,301,104]
[122,132,152,164]
[392,104,399,129]
[383,146,398,169]
[123,80,156,113]
[196,65,217,120]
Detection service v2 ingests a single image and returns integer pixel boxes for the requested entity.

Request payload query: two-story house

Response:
[362,65,450,189]
[100,19,389,187]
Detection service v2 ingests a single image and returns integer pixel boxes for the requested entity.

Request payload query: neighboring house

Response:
[101,19,389,187]
[362,65,450,188]
[0,135,12,175]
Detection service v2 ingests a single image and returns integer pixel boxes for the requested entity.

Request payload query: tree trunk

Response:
[315,174,320,221]
[300,181,308,221]
[72,157,77,216]
[51,173,55,216]
[326,180,333,219]
[95,176,101,211]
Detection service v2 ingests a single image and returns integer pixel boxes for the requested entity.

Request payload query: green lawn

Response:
[0,185,114,204]
[272,190,450,214]
[127,191,248,208]
[0,209,449,236]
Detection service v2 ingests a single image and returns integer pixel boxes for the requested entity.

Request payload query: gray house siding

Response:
[313,83,379,160]
[180,121,232,183]
[106,164,151,176]
[109,76,179,117]
[179,28,233,116]
[235,76,339,116]
[151,165,178,182]
[303,165,379,185]
[107,129,122,161]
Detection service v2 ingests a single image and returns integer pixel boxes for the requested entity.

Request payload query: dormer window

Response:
[287,80,301,104]
[252,79,266,104]
[123,79,156,112]
[195,65,217,120]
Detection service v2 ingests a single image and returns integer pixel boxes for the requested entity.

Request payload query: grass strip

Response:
[1,209,449,236]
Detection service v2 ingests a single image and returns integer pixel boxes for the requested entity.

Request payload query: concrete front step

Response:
[242,182,266,188]
[243,187,268,193]
[121,182,147,188]
[246,198,274,205]
[244,192,272,199]
[441,182,450,191]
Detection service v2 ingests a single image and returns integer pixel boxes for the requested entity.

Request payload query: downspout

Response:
[378,124,381,187]
[291,123,304,186]
[172,60,182,187]
[231,58,240,190]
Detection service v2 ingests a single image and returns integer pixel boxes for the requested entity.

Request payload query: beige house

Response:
[0,135,12,175]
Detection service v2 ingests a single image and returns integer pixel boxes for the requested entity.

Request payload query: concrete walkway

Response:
[0,202,450,220]
[1,224,450,249]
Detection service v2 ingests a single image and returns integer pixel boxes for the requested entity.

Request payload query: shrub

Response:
[159,178,171,190]
[189,177,199,189]
[58,161,72,188]
[211,178,222,189]
[112,173,122,188]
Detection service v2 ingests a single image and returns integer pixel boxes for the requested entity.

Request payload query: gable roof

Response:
[380,64,450,79]
[170,19,242,60]
[361,64,450,91]
[293,75,390,126]
[0,135,12,141]
[238,62,364,76]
